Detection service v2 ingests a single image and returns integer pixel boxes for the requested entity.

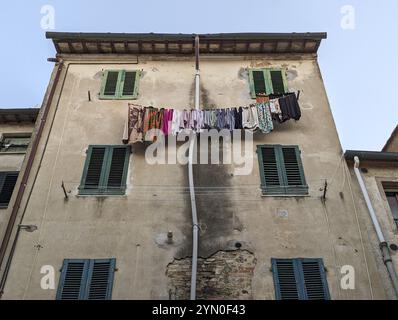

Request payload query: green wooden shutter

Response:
[272,258,301,300]
[269,69,288,94]
[120,71,139,99]
[257,145,284,195]
[299,259,330,300]
[279,146,308,195]
[258,145,307,195]
[0,172,19,208]
[272,258,330,300]
[249,68,288,98]
[56,259,90,300]
[249,69,269,98]
[80,147,107,193]
[85,259,116,300]
[79,146,130,195]
[104,147,130,194]
[100,70,139,100]
[101,71,120,98]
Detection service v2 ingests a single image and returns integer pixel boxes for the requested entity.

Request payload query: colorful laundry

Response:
[124,93,301,144]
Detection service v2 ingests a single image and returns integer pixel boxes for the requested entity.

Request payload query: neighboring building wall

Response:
[345,161,398,299]
[383,126,398,152]
[0,121,36,235]
[1,54,389,299]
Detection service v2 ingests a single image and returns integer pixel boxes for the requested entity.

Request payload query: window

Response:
[79,145,130,195]
[56,259,116,300]
[99,70,140,100]
[0,133,31,153]
[249,68,288,98]
[386,192,398,228]
[271,258,330,300]
[257,145,308,195]
[0,172,19,209]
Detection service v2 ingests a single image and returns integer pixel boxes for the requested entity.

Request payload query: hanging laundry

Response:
[269,98,282,122]
[256,103,273,133]
[278,92,301,122]
[125,104,145,144]
[123,92,301,144]
[242,105,259,131]
[171,109,181,135]
[162,109,174,135]
[234,107,243,129]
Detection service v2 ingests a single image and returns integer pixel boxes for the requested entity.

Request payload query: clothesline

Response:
[123,92,301,144]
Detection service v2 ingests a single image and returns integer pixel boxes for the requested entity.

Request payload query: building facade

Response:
[0,108,38,230]
[0,32,393,300]
[345,127,398,300]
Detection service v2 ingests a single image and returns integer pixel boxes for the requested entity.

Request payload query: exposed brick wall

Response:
[166,250,256,300]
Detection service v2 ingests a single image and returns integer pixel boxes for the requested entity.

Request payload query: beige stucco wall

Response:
[0,54,390,299]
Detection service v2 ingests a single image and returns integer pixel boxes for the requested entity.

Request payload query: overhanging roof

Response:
[344,150,398,163]
[0,108,40,124]
[46,32,327,55]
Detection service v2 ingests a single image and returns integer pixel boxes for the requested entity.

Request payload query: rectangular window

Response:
[248,68,288,98]
[99,70,140,100]
[56,259,116,300]
[79,145,130,195]
[257,145,308,195]
[0,172,19,209]
[385,191,398,228]
[272,258,330,300]
[0,133,31,153]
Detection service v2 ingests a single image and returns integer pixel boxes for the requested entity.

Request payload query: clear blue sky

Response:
[0,0,397,151]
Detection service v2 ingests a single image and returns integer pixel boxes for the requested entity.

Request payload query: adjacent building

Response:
[0,108,38,227]
[345,126,398,299]
[0,32,394,300]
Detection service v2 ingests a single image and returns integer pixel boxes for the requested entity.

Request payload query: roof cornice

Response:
[46,32,327,55]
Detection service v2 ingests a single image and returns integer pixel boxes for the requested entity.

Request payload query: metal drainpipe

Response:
[353,156,398,297]
[0,59,64,297]
[188,35,200,300]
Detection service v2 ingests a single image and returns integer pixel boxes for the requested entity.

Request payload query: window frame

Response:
[248,68,288,98]
[385,191,398,228]
[99,70,140,100]
[271,258,330,300]
[0,171,19,209]
[0,133,32,154]
[257,144,308,196]
[79,145,130,196]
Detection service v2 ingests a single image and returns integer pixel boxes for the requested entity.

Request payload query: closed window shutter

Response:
[84,147,106,190]
[103,71,119,96]
[259,146,283,194]
[258,145,307,196]
[281,147,304,186]
[105,147,128,190]
[300,259,330,300]
[272,259,300,300]
[252,70,267,96]
[122,71,136,96]
[0,172,19,208]
[86,259,116,300]
[56,260,89,300]
[270,70,286,94]
[272,258,330,300]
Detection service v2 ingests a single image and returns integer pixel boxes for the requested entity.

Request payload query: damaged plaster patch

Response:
[166,250,256,300]
[286,69,298,81]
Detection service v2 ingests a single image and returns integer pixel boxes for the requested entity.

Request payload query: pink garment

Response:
[161,109,174,135]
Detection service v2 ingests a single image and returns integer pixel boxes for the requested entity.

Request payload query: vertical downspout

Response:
[188,35,200,300]
[353,156,398,298]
